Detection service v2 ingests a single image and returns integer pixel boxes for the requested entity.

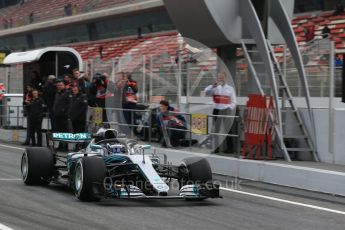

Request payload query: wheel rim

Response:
[74,162,83,195]
[21,152,28,181]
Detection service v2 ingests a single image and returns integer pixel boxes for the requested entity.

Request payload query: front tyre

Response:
[179,157,212,185]
[74,157,106,201]
[21,147,54,185]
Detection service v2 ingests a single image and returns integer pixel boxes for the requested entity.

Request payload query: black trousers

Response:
[29,118,42,146]
[53,114,69,132]
[123,102,137,128]
[213,108,233,153]
[53,114,69,149]
[24,115,31,144]
[71,119,86,133]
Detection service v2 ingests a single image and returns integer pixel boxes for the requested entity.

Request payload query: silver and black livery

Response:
[20,129,221,201]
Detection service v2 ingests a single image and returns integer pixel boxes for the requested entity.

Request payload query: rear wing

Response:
[48,132,91,143]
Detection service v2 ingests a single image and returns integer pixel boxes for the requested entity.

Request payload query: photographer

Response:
[117,72,138,128]
[72,68,90,94]
[89,73,113,124]
[156,100,187,147]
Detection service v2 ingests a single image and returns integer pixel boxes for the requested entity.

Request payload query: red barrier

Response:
[242,95,276,160]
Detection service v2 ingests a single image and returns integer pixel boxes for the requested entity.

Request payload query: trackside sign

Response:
[52,133,91,141]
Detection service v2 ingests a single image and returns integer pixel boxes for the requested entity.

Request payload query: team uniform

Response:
[205,83,237,153]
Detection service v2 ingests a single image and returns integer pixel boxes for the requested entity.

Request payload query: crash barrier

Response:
[0,104,53,130]
[0,104,241,155]
[242,95,276,160]
[160,111,241,155]
[0,104,25,128]
[88,107,241,155]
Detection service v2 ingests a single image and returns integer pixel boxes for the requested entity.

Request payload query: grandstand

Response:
[0,0,344,61]
[0,0,134,29]
[0,0,343,99]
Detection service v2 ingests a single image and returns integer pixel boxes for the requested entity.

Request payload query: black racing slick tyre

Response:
[21,147,54,185]
[179,157,212,185]
[74,157,106,202]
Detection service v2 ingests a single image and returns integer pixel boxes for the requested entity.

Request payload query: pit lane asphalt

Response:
[0,143,345,230]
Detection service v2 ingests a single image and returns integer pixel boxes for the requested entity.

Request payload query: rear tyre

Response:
[74,157,106,201]
[21,147,54,185]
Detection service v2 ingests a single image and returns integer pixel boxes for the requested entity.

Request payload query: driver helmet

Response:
[107,144,125,154]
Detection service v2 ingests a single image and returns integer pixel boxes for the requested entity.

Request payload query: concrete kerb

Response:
[155,147,345,197]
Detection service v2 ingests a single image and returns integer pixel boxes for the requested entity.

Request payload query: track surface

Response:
[0,143,345,230]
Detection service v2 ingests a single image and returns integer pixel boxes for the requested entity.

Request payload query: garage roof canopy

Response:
[3,47,82,67]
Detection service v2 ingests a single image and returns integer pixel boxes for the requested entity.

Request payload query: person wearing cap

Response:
[204,72,237,153]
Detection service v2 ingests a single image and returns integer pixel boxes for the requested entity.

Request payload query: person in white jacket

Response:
[205,72,237,153]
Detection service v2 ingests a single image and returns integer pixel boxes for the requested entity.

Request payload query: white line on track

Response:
[0,144,24,151]
[221,187,345,216]
[0,222,14,230]
[0,179,21,181]
[1,143,345,216]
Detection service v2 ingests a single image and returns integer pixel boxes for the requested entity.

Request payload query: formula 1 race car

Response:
[20,129,220,201]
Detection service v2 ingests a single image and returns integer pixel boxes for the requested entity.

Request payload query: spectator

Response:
[64,3,73,16]
[2,18,8,29]
[156,100,187,147]
[304,26,315,42]
[333,1,344,16]
[72,68,89,93]
[27,89,44,147]
[120,73,138,128]
[321,25,331,39]
[89,73,113,124]
[53,81,70,150]
[68,86,88,133]
[30,70,43,91]
[335,55,343,67]
[22,85,33,145]
[63,74,72,90]
[42,75,56,130]
[204,72,237,153]
[72,4,79,15]
[28,12,34,24]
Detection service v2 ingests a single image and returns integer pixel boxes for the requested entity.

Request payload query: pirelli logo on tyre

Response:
[191,114,208,135]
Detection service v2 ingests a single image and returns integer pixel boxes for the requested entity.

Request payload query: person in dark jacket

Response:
[120,73,138,129]
[53,81,70,150]
[29,70,43,91]
[72,68,90,94]
[42,75,56,130]
[68,86,88,133]
[27,89,44,146]
[22,85,33,145]
[156,100,186,147]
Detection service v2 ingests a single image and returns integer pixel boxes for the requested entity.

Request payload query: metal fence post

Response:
[148,109,152,144]
[142,55,146,104]
[236,116,241,158]
[329,41,335,162]
[149,55,153,104]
